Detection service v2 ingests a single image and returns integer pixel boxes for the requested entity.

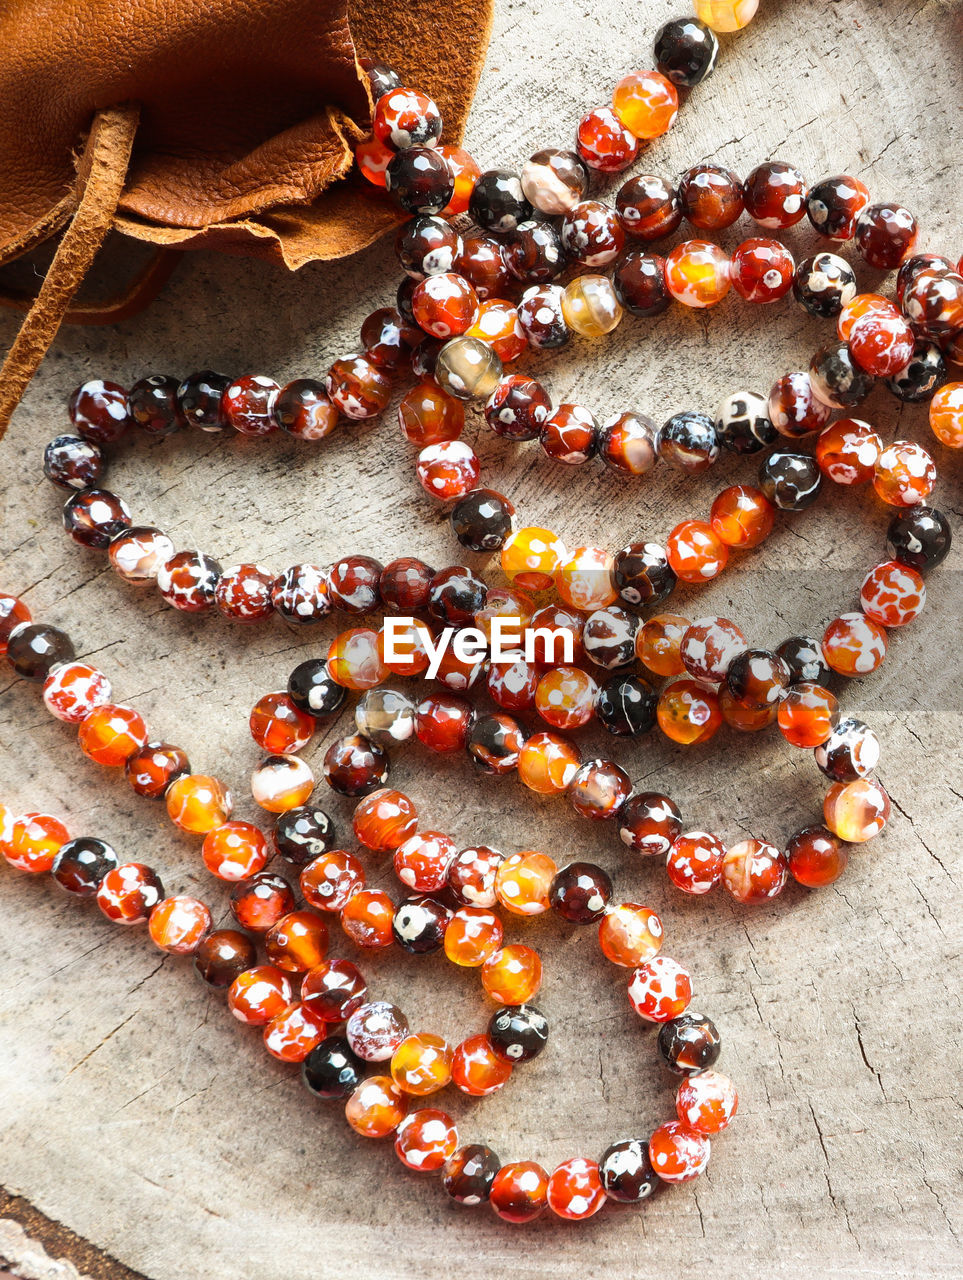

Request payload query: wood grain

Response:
[0,1,961,1276]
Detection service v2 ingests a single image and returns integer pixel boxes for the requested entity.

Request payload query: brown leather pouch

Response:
[0,0,493,435]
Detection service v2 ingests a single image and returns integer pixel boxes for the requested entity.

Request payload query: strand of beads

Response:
[0,796,737,1220]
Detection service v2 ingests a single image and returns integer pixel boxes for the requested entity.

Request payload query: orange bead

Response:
[822,613,887,677]
[0,803,12,859]
[327,628,386,691]
[345,1076,408,1138]
[263,1001,327,1062]
[824,778,890,842]
[356,135,393,188]
[627,955,692,1022]
[481,944,542,1004]
[393,830,455,893]
[341,888,395,948]
[466,299,528,364]
[709,485,775,549]
[352,788,417,852]
[390,1033,453,1096]
[394,1108,459,1171]
[836,292,895,342]
[412,273,479,339]
[437,144,480,215]
[665,240,731,308]
[555,546,617,611]
[227,964,292,1025]
[78,703,148,766]
[657,679,722,746]
[873,440,936,507]
[612,69,678,139]
[676,1070,739,1135]
[265,909,329,972]
[598,902,664,967]
[380,618,433,677]
[300,849,365,911]
[777,682,840,748]
[96,862,164,924]
[493,850,557,916]
[398,381,465,447]
[929,382,963,449]
[249,691,316,754]
[518,731,581,795]
[148,895,211,955]
[635,613,690,677]
[4,811,68,873]
[166,774,233,834]
[815,418,882,485]
[451,1034,512,1096]
[718,687,778,732]
[251,754,314,812]
[721,839,788,903]
[666,520,729,582]
[444,907,503,967]
[535,666,598,730]
[500,526,566,591]
[201,820,269,881]
[490,1161,550,1223]
[473,586,535,644]
[546,1157,606,1220]
[649,1121,710,1183]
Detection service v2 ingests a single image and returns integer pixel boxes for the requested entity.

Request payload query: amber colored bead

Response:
[344,1076,408,1139]
[415,692,475,753]
[228,965,292,1025]
[824,778,890,842]
[380,558,434,613]
[616,174,682,241]
[665,240,730,308]
[721,839,788,904]
[636,614,688,677]
[657,679,722,746]
[265,910,328,972]
[787,825,849,887]
[776,682,839,749]
[148,896,211,955]
[451,1035,512,1096]
[394,1108,459,1172]
[447,846,504,907]
[930,382,963,449]
[326,628,386,691]
[628,955,692,1022]
[561,273,623,337]
[649,1121,710,1183]
[444,907,503,967]
[49,836,117,895]
[351,788,417,853]
[768,371,833,439]
[718,688,777,732]
[391,1034,453,1096]
[251,754,315,812]
[393,831,454,894]
[263,1001,327,1063]
[743,160,808,229]
[300,850,365,912]
[676,1070,738,1136]
[666,521,729,583]
[122,742,188,800]
[302,958,368,1022]
[341,889,396,949]
[467,299,527,364]
[412,273,479,340]
[4,812,69,873]
[612,69,678,140]
[568,759,631,820]
[165,774,232,834]
[230,871,295,933]
[0,593,31,656]
[694,0,758,29]
[599,902,664,966]
[822,613,887,678]
[815,418,882,486]
[274,379,339,440]
[725,648,791,710]
[730,238,795,303]
[518,731,581,795]
[500,526,566,591]
[680,616,748,684]
[78,704,148,767]
[96,862,165,925]
[494,851,557,916]
[326,354,391,420]
[534,666,598,731]
[849,311,915,379]
[249,692,315,755]
[666,832,726,895]
[482,944,542,1004]
[490,1162,549,1223]
[62,487,131,549]
[108,528,175,584]
[576,105,638,173]
[457,234,513,299]
[709,485,775,550]
[547,1158,606,1220]
[873,441,936,508]
[193,929,256,988]
[618,791,682,857]
[679,164,744,230]
[437,144,480,216]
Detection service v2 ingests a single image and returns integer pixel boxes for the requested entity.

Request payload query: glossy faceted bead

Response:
[815,418,881,486]
[437,145,479,216]
[679,164,743,231]
[263,909,328,973]
[302,958,368,1024]
[427,565,487,627]
[666,521,729,582]
[345,1001,409,1063]
[148,895,211,956]
[680,616,747,684]
[63,488,132,549]
[666,831,726,895]
[390,1033,453,1096]
[599,902,663,966]
[777,635,831,686]
[538,403,597,466]
[769,371,833,439]
[810,342,874,409]
[547,1158,606,1221]
[375,560,432,615]
[549,862,612,923]
[860,559,925,627]
[272,806,336,868]
[326,354,391,420]
[501,526,566,591]
[201,821,268,881]
[272,379,339,441]
[665,240,731,307]
[77,703,147,767]
[325,555,382,615]
[482,945,542,1005]
[269,564,330,627]
[855,202,918,270]
[361,306,418,373]
[718,687,777,732]
[725,648,791,709]
[487,1005,549,1064]
[322,734,388,797]
[69,379,129,443]
[44,434,104,490]
[0,595,31,657]
[616,176,681,242]
[824,778,890,842]
[108,527,176,584]
[694,0,758,29]
[715,390,776,456]
[42,662,111,724]
[374,86,442,148]
[902,268,963,339]
[283,663,342,721]
[709,485,775,551]
[559,202,621,270]
[814,717,881,783]
[822,613,887,677]
[128,374,183,436]
[759,451,823,511]
[263,1001,328,1063]
[354,689,415,750]
[743,160,808,229]
[6,622,75,681]
[193,929,256,988]
[434,337,503,403]
[443,1144,502,1203]
[582,606,638,670]
[929,381,963,449]
[528,603,585,667]
[155,549,221,613]
[520,148,589,216]
[341,889,396,949]
[849,311,915,379]
[227,965,293,1025]
[676,1070,738,1134]
[655,16,719,86]
[397,215,462,279]
[887,340,945,404]
[721,839,788,904]
[777,682,839,748]
[650,1121,710,1183]
[887,506,952,572]
[444,907,502,968]
[554,546,615,613]
[596,673,657,736]
[504,219,565,282]
[658,411,719,474]
[469,169,532,232]
[391,896,449,953]
[613,251,671,319]
[452,1036,512,1097]
[576,105,638,173]
[628,955,693,1023]
[787,825,849,888]
[600,1141,660,1205]
[490,850,554,917]
[806,174,870,241]
[636,614,689,678]
[213,564,274,623]
[467,713,526,775]
[659,1012,721,1076]
[457,234,512,300]
[165,773,232,834]
[466,299,527,363]
[96,862,165,925]
[657,679,722,746]
[794,253,857,319]
[230,872,295,934]
[618,791,682,857]
[302,1035,363,1099]
[412,273,478,340]
[4,812,69,873]
[517,283,569,349]
[251,754,315,812]
[484,374,551,442]
[597,411,658,474]
[873,441,936,508]
[414,692,475,753]
[568,759,631,820]
[222,374,280,436]
[447,846,504,908]
[51,836,118,895]
[345,1076,408,1139]
[123,741,189,800]
[731,237,795,302]
[612,543,674,609]
[177,371,231,433]
[518,732,581,796]
[300,849,365,913]
[249,692,315,756]
[394,1109,459,1172]
[352,788,417,853]
[561,273,623,337]
[490,1162,550,1223]
[612,70,678,140]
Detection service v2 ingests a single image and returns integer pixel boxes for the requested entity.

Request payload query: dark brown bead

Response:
[177,370,232,432]
[616,175,682,241]
[549,861,612,922]
[327,557,383,614]
[44,435,104,491]
[428,566,487,625]
[193,929,257,988]
[614,251,670,317]
[68,379,130,444]
[386,147,454,216]
[678,164,744,230]
[379,558,435,612]
[6,623,75,680]
[323,734,389,796]
[62,488,132,549]
[443,1145,501,1204]
[128,375,184,436]
[230,872,296,933]
[125,741,191,798]
[467,713,526,775]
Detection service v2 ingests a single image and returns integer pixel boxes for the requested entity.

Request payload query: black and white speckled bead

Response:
[714,390,776,455]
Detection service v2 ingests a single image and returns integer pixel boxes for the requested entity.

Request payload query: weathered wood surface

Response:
[1,0,962,1276]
